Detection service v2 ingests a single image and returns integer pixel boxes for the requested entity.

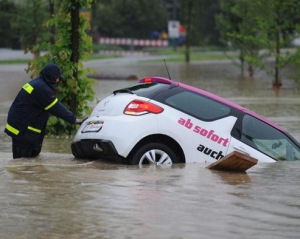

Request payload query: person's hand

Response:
[75,117,87,125]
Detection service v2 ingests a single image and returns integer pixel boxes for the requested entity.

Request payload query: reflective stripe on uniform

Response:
[22,82,58,111]
[22,83,34,94]
[44,98,58,110]
[5,123,20,135]
[27,126,42,133]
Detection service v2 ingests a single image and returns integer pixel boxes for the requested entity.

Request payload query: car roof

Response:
[138,76,286,132]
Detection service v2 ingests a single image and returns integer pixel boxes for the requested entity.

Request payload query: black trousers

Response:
[12,138,42,159]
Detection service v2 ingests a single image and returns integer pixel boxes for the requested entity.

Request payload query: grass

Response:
[0,54,120,64]
[0,46,237,64]
[87,54,121,60]
[143,46,237,62]
[0,59,29,64]
[155,52,231,62]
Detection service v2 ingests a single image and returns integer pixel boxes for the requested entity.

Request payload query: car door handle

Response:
[233,146,250,155]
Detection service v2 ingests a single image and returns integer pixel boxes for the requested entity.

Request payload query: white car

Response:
[71,77,300,165]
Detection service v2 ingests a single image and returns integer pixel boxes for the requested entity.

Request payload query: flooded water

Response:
[1,57,300,239]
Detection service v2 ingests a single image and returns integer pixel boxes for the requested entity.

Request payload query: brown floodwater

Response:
[0,57,300,239]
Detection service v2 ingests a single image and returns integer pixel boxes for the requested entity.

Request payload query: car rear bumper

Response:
[71,139,120,160]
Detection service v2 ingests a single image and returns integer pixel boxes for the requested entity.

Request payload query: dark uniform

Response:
[4,63,77,159]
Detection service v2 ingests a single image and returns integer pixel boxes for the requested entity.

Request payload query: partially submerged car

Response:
[71,77,300,165]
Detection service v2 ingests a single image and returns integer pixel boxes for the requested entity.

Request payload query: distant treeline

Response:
[0,0,222,49]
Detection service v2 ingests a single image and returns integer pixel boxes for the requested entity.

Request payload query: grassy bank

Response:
[0,54,118,65]
[0,46,236,64]
[145,46,238,62]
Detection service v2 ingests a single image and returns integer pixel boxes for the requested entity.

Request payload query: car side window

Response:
[164,91,231,121]
[241,114,300,161]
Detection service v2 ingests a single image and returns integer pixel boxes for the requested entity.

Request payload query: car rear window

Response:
[155,87,231,121]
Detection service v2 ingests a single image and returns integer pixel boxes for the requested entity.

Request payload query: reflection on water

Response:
[0,60,300,239]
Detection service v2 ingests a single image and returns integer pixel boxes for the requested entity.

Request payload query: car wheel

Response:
[71,144,85,159]
[129,143,179,165]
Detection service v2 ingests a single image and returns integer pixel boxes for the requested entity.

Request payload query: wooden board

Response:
[206,151,258,173]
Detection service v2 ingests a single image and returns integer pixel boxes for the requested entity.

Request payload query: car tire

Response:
[129,142,179,165]
[71,144,85,159]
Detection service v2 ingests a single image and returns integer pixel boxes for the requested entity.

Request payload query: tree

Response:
[0,0,17,48]
[217,0,300,84]
[179,0,221,46]
[26,0,95,135]
[181,0,195,63]
[291,3,300,84]
[253,0,300,86]
[49,0,56,45]
[12,0,50,50]
[94,0,168,39]
[216,0,263,78]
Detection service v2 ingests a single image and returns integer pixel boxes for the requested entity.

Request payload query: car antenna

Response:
[164,59,172,80]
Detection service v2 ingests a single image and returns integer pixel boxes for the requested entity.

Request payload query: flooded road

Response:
[1,57,300,239]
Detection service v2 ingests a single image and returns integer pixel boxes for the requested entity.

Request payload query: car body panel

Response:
[154,101,237,163]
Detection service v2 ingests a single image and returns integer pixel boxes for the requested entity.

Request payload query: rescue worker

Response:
[4,62,83,159]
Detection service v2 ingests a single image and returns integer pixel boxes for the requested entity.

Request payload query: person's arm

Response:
[46,100,77,124]
[32,83,77,124]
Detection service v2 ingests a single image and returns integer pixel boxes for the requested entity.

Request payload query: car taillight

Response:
[124,100,164,115]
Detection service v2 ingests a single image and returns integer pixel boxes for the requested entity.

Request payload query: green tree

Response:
[291,4,300,84]
[181,0,195,63]
[253,0,300,86]
[0,0,17,48]
[217,0,262,78]
[26,0,95,135]
[179,0,221,46]
[93,0,168,39]
[217,0,300,84]
[12,0,50,50]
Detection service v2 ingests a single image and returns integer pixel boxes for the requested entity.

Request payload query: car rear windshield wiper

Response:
[113,89,134,95]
